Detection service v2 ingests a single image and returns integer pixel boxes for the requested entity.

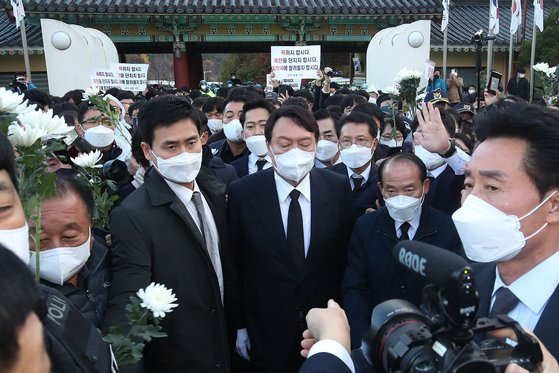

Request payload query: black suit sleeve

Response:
[226,181,246,331]
[102,206,152,332]
[299,352,352,373]
[342,220,372,349]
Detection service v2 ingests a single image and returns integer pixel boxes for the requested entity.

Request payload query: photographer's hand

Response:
[301,299,351,358]
[491,328,558,373]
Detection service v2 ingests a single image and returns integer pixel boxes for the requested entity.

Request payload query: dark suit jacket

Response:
[103,167,234,373]
[228,168,355,369]
[230,154,249,178]
[472,262,559,360]
[342,206,464,348]
[328,162,383,217]
[507,76,530,101]
[299,352,352,373]
[210,139,248,164]
[425,165,464,216]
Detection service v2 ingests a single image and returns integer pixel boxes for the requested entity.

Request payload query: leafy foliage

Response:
[517,9,559,68]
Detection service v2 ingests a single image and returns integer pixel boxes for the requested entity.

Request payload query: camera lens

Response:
[363,299,432,373]
[101,159,130,184]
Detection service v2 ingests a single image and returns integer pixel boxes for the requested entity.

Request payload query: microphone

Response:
[393,240,469,287]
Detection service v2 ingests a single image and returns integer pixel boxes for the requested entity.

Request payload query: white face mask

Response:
[385,193,424,223]
[316,140,339,162]
[518,73,525,78]
[245,135,268,157]
[201,85,207,91]
[84,126,115,148]
[0,223,30,265]
[380,139,403,148]
[415,145,445,171]
[340,144,373,169]
[452,192,556,262]
[271,147,315,183]
[207,119,223,133]
[151,149,202,184]
[29,235,91,285]
[369,97,377,105]
[469,89,476,95]
[223,119,244,142]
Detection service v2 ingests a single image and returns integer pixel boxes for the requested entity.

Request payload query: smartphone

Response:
[278,85,288,97]
[486,71,502,95]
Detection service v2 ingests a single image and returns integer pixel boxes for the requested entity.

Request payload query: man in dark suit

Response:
[343,153,463,348]
[328,111,383,217]
[228,105,355,372]
[103,96,234,372]
[506,67,530,101]
[453,101,559,360]
[230,99,275,178]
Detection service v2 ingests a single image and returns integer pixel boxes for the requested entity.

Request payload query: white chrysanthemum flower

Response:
[0,87,35,114]
[7,123,47,148]
[137,282,178,319]
[71,150,103,169]
[384,86,400,96]
[17,109,73,140]
[533,62,556,77]
[82,87,99,101]
[394,68,423,83]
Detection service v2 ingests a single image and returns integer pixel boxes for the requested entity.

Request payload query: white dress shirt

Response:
[248,153,272,174]
[165,179,224,300]
[444,146,470,175]
[346,163,371,190]
[274,172,312,257]
[307,340,355,373]
[491,251,559,332]
[394,207,422,240]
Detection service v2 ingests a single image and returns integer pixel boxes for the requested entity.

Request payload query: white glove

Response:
[236,328,251,361]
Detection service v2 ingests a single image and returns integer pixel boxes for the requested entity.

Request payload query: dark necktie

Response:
[399,222,411,241]
[256,158,267,171]
[287,189,305,272]
[352,175,364,193]
[192,191,223,300]
[489,287,520,318]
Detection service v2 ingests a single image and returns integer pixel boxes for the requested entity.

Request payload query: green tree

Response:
[517,9,559,67]
[219,53,271,84]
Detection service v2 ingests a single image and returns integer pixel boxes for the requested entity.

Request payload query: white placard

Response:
[271,45,321,81]
[424,60,436,80]
[91,63,149,92]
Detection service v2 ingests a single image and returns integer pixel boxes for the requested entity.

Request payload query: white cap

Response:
[84,125,115,148]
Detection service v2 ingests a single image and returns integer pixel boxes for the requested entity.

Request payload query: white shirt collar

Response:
[428,163,447,178]
[164,178,200,203]
[346,162,372,182]
[493,251,559,315]
[248,152,271,167]
[274,171,311,204]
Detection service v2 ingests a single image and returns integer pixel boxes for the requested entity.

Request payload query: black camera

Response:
[100,159,130,185]
[360,241,543,373]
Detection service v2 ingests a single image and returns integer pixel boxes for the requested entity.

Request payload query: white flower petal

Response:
[71,150,103,169]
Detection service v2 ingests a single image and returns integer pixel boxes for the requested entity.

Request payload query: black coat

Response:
[228,168,355,369]
[327,162,383,217]
[425,165,464,216]
[342,206,464,348]
[103,167,234,373]
[472,262,559,360]
[230,154,249,178]
[507,76,530,101]
[210,139,248,164]
[299,352,352,373]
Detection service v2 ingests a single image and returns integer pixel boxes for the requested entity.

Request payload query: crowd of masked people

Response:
[1,67,559,373]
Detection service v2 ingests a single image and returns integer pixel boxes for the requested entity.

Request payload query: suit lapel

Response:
[305,169,333,275]
[534,283,559,353]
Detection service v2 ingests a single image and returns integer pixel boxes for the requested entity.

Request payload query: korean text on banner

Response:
[111,63,149,92]
[271,45,321,81]
[90,69,120,92]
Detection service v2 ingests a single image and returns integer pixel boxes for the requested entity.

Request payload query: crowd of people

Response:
[1,66,559,373]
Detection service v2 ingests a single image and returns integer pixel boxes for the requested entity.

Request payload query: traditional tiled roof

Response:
[0,12,42,49]
[4,0,441,15]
